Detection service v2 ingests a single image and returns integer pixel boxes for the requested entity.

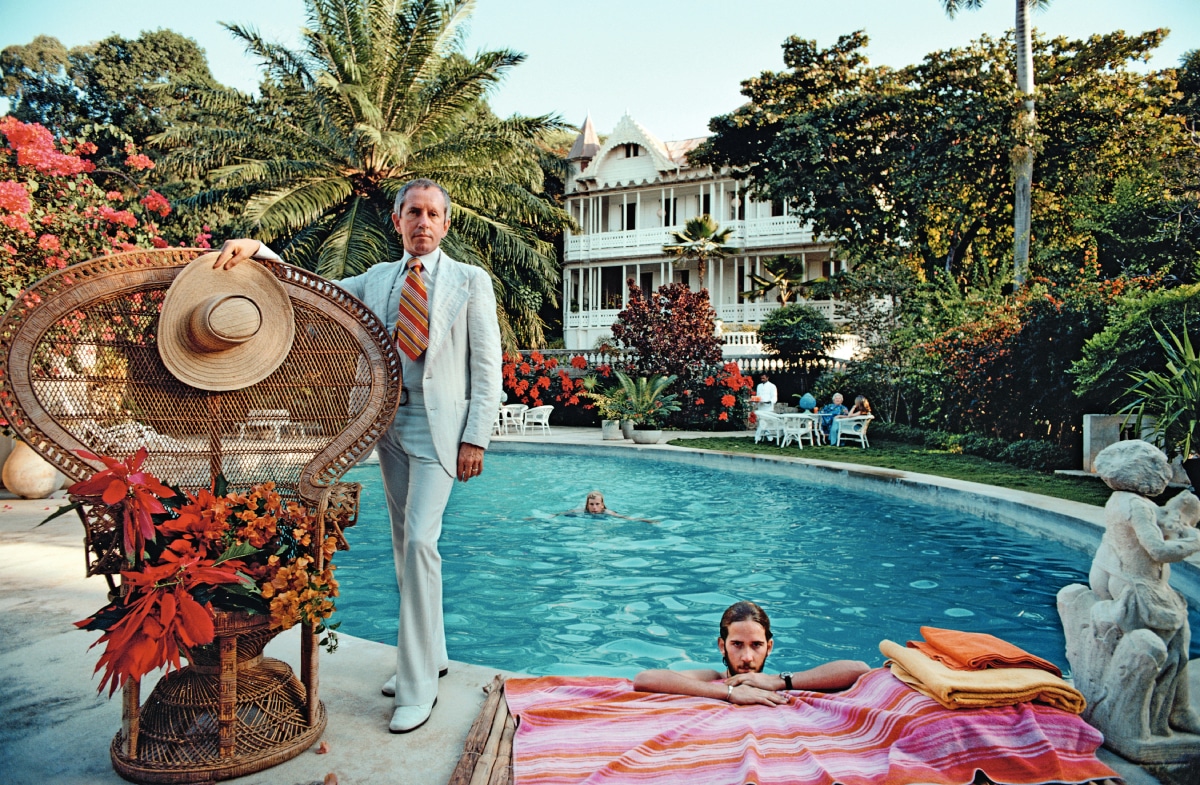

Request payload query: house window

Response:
[623,143,639,158]
[640,271,654,295]
[677,270,690,289]
[771,200,785,217]
[624,202,637,231]
[821,258,844,278]
[736,263,745,304]
[699,193,711,216]
[601,266,624,309]
[661,198,676,226]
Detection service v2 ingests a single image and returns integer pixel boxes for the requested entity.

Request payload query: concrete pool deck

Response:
[0,426,1187,784]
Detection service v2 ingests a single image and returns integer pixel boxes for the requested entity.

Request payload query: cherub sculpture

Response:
[1058,439,1200,765]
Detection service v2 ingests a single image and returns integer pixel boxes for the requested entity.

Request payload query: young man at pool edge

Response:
[633,601,870,705]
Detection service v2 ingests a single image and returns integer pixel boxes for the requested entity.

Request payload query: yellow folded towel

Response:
[880,639,1085,714]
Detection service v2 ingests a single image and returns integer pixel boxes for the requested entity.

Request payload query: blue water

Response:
[333,451,1200,678]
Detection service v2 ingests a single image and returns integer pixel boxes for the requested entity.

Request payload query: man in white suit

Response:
[215,178,502,733]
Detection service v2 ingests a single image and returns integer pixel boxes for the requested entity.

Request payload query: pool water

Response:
[334,451,1200,678]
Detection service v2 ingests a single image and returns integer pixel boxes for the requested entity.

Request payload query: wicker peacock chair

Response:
[0,247,401,783]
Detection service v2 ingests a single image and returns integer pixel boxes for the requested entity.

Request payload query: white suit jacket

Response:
[337,252,502,476]
[254,244,502,477]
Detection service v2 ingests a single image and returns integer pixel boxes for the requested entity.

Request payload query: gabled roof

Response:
[567,114,600,162]
[577,113,678,183]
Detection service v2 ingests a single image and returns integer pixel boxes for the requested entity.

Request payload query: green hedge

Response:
[869,422,1072,472]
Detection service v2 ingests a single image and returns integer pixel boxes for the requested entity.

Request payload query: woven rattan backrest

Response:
[0,248,401,505]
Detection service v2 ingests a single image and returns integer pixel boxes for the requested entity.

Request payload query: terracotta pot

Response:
[630,429,662,445]
[2,440,64,499]
[601,420,623,440]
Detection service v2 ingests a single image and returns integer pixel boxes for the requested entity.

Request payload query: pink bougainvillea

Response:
[0,119,172,318]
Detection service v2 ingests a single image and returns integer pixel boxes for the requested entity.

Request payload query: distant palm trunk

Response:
[1012,0,1035,287]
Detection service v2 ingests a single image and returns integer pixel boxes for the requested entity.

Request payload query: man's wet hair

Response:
[719,601,772,641]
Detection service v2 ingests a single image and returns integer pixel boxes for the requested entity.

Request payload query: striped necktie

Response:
[394,259,429,361]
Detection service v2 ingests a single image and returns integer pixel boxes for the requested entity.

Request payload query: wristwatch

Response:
[779,672,793,690]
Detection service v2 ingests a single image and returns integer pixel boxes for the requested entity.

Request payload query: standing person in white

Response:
[214,179,502,733]
[754,373,779,412]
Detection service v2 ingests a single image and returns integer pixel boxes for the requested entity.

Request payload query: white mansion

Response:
[560,114,846,351]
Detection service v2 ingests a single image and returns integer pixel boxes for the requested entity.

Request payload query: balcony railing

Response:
[565,216,816,262]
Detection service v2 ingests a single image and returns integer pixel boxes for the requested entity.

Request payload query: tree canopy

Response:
[693,28,1198,287]
[153,0,570,349]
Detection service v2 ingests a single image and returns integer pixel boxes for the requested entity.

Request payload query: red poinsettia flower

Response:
[69,447,175,559]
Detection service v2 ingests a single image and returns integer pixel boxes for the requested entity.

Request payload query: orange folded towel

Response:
[906,626,1061,677]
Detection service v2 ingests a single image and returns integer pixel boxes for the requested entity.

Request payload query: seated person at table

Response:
[830,395,871,445]
[752,373,778,412]
[818,393,849,436]
[633,601,870,705]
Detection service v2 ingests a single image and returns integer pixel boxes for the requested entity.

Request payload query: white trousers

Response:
[375,389,454,706]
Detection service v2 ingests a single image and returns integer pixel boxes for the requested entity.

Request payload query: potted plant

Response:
[1120,323,1200,488]
[581,376,630,440]
[612,371,681,445]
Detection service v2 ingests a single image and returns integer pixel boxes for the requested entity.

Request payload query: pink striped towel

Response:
[504,668,1115,785]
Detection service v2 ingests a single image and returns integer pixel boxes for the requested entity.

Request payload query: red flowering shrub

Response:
[611,282,752,429]
[0,118,170,315]
[502,351,588,411]
[923,273,1141,447]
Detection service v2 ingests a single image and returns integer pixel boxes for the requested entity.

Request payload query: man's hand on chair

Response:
[213,239,262,270]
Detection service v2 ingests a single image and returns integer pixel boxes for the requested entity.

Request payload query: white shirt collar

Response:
[403,248,441,279]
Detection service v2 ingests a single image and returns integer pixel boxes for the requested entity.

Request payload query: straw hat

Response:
[158,253,295,391]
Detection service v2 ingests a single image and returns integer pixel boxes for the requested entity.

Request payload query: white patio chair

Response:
[523,405,553,435]
[492,408,504,436]
[754,411,785,444]
[780,415,816,449]
[238,409,292,441]
[500,403,528,435]
[835,415,874,448]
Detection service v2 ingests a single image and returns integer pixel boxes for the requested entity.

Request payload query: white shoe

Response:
[389,699,436,733]
[381,667,449,697]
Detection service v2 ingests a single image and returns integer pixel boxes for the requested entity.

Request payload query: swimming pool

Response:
[334,448,1200,678]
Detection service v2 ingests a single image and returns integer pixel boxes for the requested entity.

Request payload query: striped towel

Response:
[504,669,1114,785]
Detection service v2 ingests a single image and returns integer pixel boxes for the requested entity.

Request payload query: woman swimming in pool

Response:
[560,491,655,522]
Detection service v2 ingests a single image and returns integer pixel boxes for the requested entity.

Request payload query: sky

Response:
[3,0,1198,141]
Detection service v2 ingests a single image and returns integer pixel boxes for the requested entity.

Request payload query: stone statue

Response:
[1058,439,1200,771]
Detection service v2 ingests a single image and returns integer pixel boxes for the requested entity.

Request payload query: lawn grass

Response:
[668,436,1113,507]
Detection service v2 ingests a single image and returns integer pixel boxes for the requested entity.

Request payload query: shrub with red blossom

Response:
[610,282,753,429]
[0,118,170,317]
[502,351,588,412]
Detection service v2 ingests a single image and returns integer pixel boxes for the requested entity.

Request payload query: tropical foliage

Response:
[662,214,738,285]
[609,282,754,428]
[152,0,570,349]
[741,254,809,305]
[1119,322,1200,460]
[939,0,1054,285]
[609,372,680,428]
[757,304,840,362]
[692,28,1196,287]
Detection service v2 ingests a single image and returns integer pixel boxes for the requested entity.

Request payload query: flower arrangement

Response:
[62,448,340,696]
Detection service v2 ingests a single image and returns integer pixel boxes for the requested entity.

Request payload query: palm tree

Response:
[662,214,738,289]
[940,0,1051,288]
[154,0,570,349]
[742,254,808,305]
